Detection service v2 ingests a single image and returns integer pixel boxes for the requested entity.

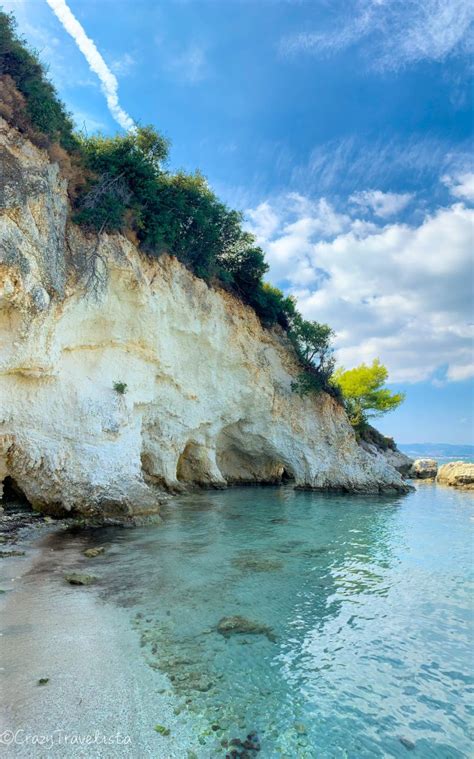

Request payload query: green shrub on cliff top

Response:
[0,11,77,149]
[0,7,337,395]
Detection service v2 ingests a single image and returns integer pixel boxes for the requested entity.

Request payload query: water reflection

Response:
[38,485,473,757]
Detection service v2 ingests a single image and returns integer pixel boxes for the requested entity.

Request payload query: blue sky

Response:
[5,0,474,444]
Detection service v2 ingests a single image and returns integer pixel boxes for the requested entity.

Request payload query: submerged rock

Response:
[231,554,283,572]
[154,724,170,736]
[83,546,105,558]
[410,459,438,479]
[0,549,25,557]
[437,462,474,490]
[224,731,261,757]
[399,736,416,750]
[64,573,97,586]
[216,615,276,642]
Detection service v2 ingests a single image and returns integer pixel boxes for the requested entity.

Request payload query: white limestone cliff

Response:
[0,120,408,517]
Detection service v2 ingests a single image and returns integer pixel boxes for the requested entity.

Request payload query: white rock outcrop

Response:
[0,121,408,516]
[437,462,474,490]
[410,459,438,480]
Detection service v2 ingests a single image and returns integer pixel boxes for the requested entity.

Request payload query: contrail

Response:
[45,0,134,131]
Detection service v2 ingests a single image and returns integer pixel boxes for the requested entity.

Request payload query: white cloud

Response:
[289,135,472,196]
[447,363,474,381]
[442,171,474,202]
[246,192,474,384]
[281,0,474,70]
[350,189,413,217]
[45,0,134,131]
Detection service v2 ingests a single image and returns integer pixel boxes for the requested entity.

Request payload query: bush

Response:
[1,8,339,401]
[113,381,128,395]
[0,11,77,150]
[288,315,338,395]
[249,283,297,329]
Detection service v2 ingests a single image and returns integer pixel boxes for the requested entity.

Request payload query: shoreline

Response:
[0,521,202,758]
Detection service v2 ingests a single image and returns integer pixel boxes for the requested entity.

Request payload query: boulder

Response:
[65,573,97,586]
[437,462,474,490]
[216,615,276,642]
[410,459,438,479]
[83,547,105,558]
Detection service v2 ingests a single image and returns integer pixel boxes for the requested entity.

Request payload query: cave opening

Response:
[280,467,295,484]
[1,476,33,512]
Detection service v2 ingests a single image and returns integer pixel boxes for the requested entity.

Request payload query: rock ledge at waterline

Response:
[437,462,474,491]
[0,120,408,516]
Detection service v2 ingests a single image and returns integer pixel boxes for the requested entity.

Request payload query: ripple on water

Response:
[87,485,473,757]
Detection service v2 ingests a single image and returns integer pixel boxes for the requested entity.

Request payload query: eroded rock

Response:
[410,459,438,479]
[0,118,408,516]
[83,546,105,558]
[216,615,276,642]
[65,573,97,586]
[437,462,474,490]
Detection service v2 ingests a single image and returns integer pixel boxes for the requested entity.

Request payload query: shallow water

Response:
[2,483,474,757]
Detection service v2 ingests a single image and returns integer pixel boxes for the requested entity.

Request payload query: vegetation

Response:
[0,11,77,150]
[113,381,128,395]
[359,424,396,451]
[332,360,405,431]
[290,316,341,398]
[2,8,393,409]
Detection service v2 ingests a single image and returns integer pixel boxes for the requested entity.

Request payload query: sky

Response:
[4,0,474,444]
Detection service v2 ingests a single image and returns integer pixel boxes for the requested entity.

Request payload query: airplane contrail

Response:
[45,0,135,131]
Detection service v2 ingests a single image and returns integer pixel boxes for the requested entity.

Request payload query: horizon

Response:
[398,442,474,447]
[3,0,473,444]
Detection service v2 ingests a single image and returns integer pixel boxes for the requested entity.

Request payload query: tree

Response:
[290,316,334,366]
[332,359,405,429]
[290,315,336,395]
[1,6,344,343]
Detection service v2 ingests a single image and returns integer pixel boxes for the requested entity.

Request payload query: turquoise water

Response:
[60,485,474,756]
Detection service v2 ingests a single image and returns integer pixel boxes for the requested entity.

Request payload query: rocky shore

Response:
[0,118,408,518]
[436,462,474,490]
[406,459,474,490]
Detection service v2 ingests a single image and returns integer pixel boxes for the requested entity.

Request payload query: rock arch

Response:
[176,441,226,488]
[216,422,296,485]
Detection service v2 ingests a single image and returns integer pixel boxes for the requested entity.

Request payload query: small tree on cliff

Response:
[290,316,337,396]
[332,359,405,431]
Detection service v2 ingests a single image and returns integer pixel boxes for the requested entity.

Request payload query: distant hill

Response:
[399,443,474,463]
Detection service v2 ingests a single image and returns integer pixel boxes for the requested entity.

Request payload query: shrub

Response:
[0,11,78,150]
[113,381,128,395]
[288,315,338,396]
[250,283,297,329]
[1,8,340,401]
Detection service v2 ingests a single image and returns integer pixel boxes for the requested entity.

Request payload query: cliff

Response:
[0,120,407,517]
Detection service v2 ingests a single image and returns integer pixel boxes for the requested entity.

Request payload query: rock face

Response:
[410,459,438,480]
[383,448,414,477]
[0,120,408,516]
[360,441,413,477]
[437,462,474,490]
[358,425,413,477]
